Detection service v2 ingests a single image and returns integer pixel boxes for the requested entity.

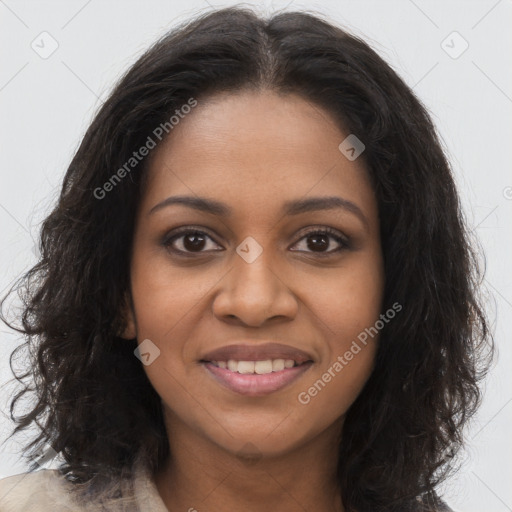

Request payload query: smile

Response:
[201,360,313,396]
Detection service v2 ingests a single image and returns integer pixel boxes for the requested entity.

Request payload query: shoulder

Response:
[0,468,77,512]
[0,460,168,512]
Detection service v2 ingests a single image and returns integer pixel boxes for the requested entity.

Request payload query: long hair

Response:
[0,6,493,511]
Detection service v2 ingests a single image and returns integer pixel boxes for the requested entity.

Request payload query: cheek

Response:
[294,253,383,412]
[129,247,222,339]
[127,251,203,386]
[304,251,384,341]
[289,348,376,450]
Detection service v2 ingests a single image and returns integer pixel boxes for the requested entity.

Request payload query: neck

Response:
[153,411,345,512]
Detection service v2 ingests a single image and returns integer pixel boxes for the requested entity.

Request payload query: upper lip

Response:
[200,342,314,364]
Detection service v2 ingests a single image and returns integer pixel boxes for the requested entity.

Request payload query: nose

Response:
[212,251,299,327]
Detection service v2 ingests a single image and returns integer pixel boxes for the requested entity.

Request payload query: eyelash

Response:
[161,226,350,258]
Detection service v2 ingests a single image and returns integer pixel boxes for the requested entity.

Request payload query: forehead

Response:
[141,90,376,223]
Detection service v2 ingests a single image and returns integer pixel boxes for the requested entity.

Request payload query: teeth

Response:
[211,358,302,374]
[238,361,255,374]
[255,360,273,374]
[272,359,285,372]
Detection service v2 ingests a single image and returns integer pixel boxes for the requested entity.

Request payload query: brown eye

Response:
[290,228,350,256]
[163,229,222,255]
[306,232,330,252]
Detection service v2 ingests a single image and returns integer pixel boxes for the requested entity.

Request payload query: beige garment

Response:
[0,461,454,511]
[0,459,169,512]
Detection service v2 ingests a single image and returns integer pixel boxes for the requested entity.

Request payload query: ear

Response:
[117,290,137,340]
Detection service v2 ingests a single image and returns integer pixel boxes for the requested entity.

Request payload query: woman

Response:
[0,5,493,511]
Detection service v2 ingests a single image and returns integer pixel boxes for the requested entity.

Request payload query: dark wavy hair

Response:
[0,5,494,511]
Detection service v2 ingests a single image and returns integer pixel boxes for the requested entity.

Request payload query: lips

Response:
[199,342,315,365]
[203,360,313,396]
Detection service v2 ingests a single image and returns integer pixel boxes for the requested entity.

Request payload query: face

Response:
[121,89,384,460]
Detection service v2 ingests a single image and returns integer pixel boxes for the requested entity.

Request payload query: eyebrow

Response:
[149,195,369,229]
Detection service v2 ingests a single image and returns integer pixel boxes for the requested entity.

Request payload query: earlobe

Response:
[117,292,137,340]
[120,314,137,340]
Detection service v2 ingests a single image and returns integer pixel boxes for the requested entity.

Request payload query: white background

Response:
[1,1,511,511]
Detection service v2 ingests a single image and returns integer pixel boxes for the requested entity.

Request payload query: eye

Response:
[290,227,350,256]
[162,228,222,256]
[162,226,350,257]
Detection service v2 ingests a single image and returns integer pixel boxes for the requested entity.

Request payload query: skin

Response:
[120,89,385,512]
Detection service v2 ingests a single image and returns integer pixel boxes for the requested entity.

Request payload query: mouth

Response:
[200,360,314,396]
[199,342,315,396]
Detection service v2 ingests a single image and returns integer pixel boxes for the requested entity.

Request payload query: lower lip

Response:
[202,361,313,396]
